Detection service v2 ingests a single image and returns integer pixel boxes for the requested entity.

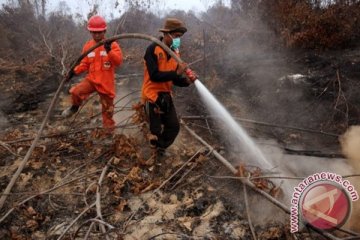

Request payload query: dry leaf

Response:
[30,161,43,170]
[26,207,37,216]
[26,220,38,231]
[116,199,127,212]
[126,167,141,182]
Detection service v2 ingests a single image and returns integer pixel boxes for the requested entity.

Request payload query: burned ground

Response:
[1,45,360,239]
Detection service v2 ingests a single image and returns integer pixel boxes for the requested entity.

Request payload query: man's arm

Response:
[107,41,123,66]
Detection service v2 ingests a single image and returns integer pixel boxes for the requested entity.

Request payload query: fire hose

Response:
[0,33,196,211]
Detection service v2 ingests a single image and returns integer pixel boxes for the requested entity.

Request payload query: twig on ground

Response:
[174,174,203,190]
[56,202,96,240]
[207,174,360,181]
[87,218,115,230]
[205,118,213,135]
[207,175,304,181]
[74,218,115,239]
[0,141,19,157]
[181,115,339,137]
[342,237,360,240]
[334,226,360,237]
[148,232,199,240]
[170,161,199,191]
[48,194,67,211]
[96,157,114,240]
[284,147,343,158]
[243,184,257,240]
[84,181,97,207]
[84,222,96,240]
[4,124,134,144]
[154,148,204,194]
[342,174,360,179]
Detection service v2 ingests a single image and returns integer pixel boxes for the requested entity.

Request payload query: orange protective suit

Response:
[70,39,123,129]
[141,41,190,149]
[141,44,180,103]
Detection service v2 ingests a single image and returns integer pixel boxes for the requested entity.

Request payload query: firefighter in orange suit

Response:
[142,18,197,154]
[62,15,123,131]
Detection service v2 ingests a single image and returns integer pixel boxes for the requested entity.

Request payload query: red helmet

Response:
[87,15,107,32]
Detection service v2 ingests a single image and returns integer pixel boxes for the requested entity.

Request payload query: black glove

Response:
[65,69,75,82]
[104,40,113,53]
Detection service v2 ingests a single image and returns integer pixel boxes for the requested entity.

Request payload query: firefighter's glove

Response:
[185,68,197,82]
[104,40,113,53]
[65,69,75,82]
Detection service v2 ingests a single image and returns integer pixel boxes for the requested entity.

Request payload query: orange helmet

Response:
[87,15,107,32]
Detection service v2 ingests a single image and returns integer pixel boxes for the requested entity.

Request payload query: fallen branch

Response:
[4,123,134,144]
[0,70,65,210]
[335,227,360,238]
[284,147,343,158]
[343,174,360,179]
[181,122,342,240]
[243,184,257,240]
[148,232,200,240]
[181,115,339,137]
[84,181,97,207]
[73,218,114,239]
[1,26,71,213]
[207,174,360,181]
[205,118,213,135]
[84,222,96,240]
[207,175,304,181]
[170,159,200,191]
[342,236,360,240]
[0,140,19,157]
[96,158,113,240]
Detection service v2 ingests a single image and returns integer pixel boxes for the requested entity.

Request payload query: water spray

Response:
[194,80,272,168]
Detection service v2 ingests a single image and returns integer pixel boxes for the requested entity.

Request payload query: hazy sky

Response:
[39,0,230,19]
